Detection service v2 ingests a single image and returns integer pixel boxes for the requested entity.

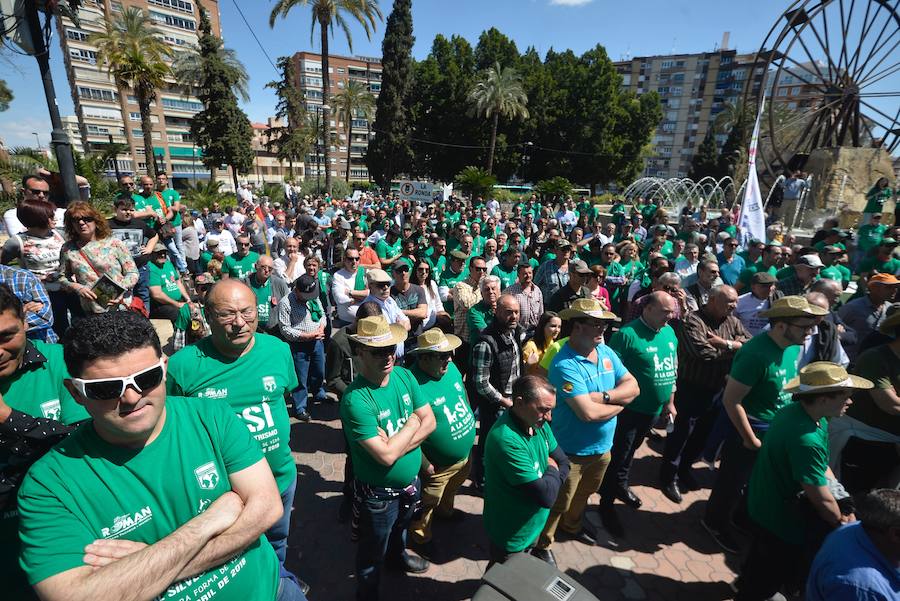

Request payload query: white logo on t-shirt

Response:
[194,462,220,490]
[40,399,61,420]
[262,376,277,393]
[101,506,153,538]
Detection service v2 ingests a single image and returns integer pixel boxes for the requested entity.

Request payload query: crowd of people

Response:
[0,170,899,601]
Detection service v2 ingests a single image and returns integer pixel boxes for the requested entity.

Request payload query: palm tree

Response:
[171,40,250,102]
[468,62,529,175]
[90,7,172,177]
[332,80,376,182]
[269,0,382,194]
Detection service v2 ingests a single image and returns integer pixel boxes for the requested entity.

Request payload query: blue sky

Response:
[1,0,895,149]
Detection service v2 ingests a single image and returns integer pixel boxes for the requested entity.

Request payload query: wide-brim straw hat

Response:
[784,361,874,395]
[410,328,462,354]
[758,295,828,319]
[559,298,620,322]
[347,316,407,348]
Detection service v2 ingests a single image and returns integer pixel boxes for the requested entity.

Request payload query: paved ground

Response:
[286,403,741,601]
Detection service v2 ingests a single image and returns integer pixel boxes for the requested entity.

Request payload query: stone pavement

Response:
[286,403,740,601]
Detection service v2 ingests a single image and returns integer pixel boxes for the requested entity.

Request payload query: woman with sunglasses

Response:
[59,201,139,315]
[521,311,562,375]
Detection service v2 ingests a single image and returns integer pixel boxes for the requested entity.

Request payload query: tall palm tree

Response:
[269,0,382,194]
[171,40,250,102]
[468,62,529,175]
[91,7,172,176]
[332,80,376,182]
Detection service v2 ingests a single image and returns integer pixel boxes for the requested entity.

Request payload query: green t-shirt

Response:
[471,235,486,257]
[856,224,887,253]
[173,302,192,331]
[738,263,778,288]
[484,411,558,552]
[160,188,182,226]
[17,396,279,599]
[411,362,476,467]
[608,319,678,416]
[166,334,299,493]
[249,276,273,323]
[375,237,400,261]
[223,252,260,280]
[747,402,829,544]
[148,260,183,302]
[340,366,427,487]
[848,346,900,436]
[1,340,88,596]
[466,302,494,345]
[728,332,801,423]
[492,263,518,290]
[133,192,164,228]
[820,264,851,287]
[858,256,900,275]
[424,254,446,278]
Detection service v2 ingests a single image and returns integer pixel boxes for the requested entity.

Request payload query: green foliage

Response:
[367,0,414,190]
[180,180,231,209]
[73,152,116,214]
[0,79,11,112]
[491,188,522,204]
[266,57,315,169]
[468,62,529,174]
[533,176,573,201]
[299,177,351,199]
[171,38,249,101]
[454,166,496,199]
[334,79,377,182]
[260,182,285,202]
[474,28,519,71]
[717,103,750,182]
[90,7,172,176]
[191,7,254,192]
[688,132,721,181]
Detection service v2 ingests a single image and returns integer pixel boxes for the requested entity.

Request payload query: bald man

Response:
[166,279,302,577]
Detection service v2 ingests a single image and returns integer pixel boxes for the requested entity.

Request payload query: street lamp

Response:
[32,132,41,151]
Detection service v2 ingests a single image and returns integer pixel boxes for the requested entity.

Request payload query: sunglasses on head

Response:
[70,361,165,401]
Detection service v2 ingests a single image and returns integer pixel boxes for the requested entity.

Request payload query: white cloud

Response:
[549,0,593,5]
[0,116,52,149]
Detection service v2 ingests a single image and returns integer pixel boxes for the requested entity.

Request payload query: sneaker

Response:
[700,519,741,554]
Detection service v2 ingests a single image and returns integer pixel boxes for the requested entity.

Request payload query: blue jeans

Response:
[355,481,420,601]
[266,476,297,565]
[276,575,308,601]
[165,233,188,273]
[134,264,150,307]
[291,339,326,414]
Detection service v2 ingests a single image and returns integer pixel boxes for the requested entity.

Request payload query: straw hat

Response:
[347,316,407,348]
[559,297,620,322]
[784,361,873,396]
[877,302,900,335]
[410,328,462,354]
[758,295,828,319]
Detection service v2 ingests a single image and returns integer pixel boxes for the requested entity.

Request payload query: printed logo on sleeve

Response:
[562,382,574,393]
[40,399,61,420]
[194,462,220,490]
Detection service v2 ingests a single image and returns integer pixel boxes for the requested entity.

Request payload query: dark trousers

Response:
[149,302,180,322]
[660,383,720,484]
[704,432,759,530]
[48,289,70,339]
[735,522,802,601]
[355,481,420,601]
[599,408,655,504]
[471,400,504,486]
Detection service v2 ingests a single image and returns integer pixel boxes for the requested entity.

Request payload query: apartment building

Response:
[56,0,220,186]
[248,118,302,185]
[290,51,381,182]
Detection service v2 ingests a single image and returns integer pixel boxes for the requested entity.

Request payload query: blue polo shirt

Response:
[547,342,629,456]
[716,252,746,286]
[806,522,900,601]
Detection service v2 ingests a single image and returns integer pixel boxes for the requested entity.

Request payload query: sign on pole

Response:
[398,180,433,204]
[738,95,767,248]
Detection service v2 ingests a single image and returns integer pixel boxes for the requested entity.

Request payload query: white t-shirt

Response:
[206,230,237,256]
[3,207,66,236]
[332,267,362,323]
[734,292,771,336]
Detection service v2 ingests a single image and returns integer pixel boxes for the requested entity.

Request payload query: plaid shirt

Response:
[472,326,522,404]
[0,265,56,343]
[451,280,481,342]
[277,292,326,342]
[504,282,543,332]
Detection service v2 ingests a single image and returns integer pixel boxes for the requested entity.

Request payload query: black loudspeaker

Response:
[473,553,601,601]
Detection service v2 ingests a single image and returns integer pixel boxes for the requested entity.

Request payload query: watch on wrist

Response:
[602,391,611,404]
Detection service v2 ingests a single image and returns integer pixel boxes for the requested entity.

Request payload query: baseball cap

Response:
[796,254,824,269]
[868,272,900,285]
[822,245,844,254]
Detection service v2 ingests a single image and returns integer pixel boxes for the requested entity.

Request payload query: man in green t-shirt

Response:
[340,315,436,600]
[600,292,678,531]
[0,286,88,599]
[407,329,476,554]
[702,295,825,554]
[17,311,301,601]
[166,279,300,576]
[156,172,185,260]
[737,362,872,600]
[243,255,289,334]
[147,242,192,322]
[374,226,402,269]
[133,174,188,274]
[483,375,570,566]
[222,234,260,280]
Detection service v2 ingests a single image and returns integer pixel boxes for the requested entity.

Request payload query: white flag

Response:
[738,96,767,248]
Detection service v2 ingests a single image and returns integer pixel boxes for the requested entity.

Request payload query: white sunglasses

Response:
[70,361,165,401]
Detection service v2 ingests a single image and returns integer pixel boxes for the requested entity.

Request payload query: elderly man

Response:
[674,243,701,281]
[278,274,328,422]
[407,329,476,557]
[735,272,780,336]
[483,376,571,566]
[776,254,822,296]
[600,292,679,537]
[19,312,304,601]
[362,269,411,334]
[341,316,436,600]
[702,296,826,554]
[685,259,722,312]
[166,280,301,574]
[547,259,595,313]
[0,285,87,598]
[243,255,289,334]
[470,294,524,491]
[504,262,544,335]
[625,270,687,323]
[537,299,639,561]
[332,248,369,324]
[838,272,899,361]
[736,362,872,601]
[206,217,237,256]
[534,240,574,300]
[467,275,501,346]
[799,292,849,368]
[662,286,750,503]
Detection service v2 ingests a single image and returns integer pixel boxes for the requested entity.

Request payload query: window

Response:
[721,56,733,65]
[163,35,191,46]
[69,48,97,64]
[337,68,345,74]
[127,95,156,107]
[161,97,202,112]
[129,112,140,121]
[86,124,111,135]
[305,90,323,100]
[82,105,120,120]
[66,29,89,41]
[148,0,193,14]
[660,60,674,69]
[149,10,195,30]
[778,88,788,97]
[78,86,117,102]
